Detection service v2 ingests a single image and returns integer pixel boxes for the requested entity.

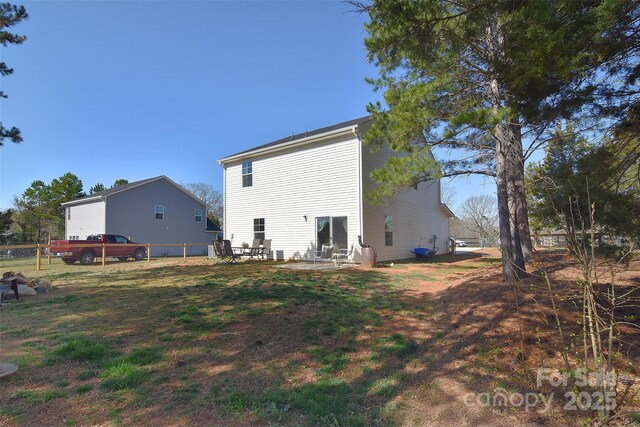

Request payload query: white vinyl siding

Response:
[361,143,449,261]
[65,200,106,240]
[224,134,361,260]
[242,161,253,187]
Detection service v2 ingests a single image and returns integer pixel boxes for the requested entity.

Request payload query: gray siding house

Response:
[62,176,215,256]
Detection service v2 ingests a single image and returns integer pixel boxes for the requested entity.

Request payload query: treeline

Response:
[0,174,130,244]
[0,175,224,245]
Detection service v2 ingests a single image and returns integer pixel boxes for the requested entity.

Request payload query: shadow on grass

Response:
[2,259,637,426]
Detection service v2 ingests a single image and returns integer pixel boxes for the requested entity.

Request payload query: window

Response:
[253,218,265,240]
[67,208,71,220]
[242,161,253,187]
[155,205,164,220]
[194,209,203,222]
[384,215,393,246]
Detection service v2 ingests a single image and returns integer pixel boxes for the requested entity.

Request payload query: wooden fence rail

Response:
[0,242,212,270]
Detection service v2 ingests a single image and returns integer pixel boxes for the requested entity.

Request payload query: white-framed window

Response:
[155,205,165,220]
[242,161,253,187]
[384,215,393,246]
[195,209,203,222]
[67,207,71,220]
[254,218,265,240]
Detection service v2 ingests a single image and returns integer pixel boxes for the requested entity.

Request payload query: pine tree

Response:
[0,3,28,145]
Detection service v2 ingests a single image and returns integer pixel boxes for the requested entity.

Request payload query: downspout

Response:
[222,164,227,240]
[102,196,107,235]
[353,126,364,249]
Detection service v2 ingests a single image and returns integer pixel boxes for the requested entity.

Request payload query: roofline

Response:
[62,176,207,208]
[62,195,105,206]
[218,124,360,165]
[440,203,456,218]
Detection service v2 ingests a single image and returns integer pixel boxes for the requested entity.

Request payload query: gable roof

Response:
[218,115,373,164]
[62,176,206,207]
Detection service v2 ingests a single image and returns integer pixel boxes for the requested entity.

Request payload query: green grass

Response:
[49,337,108,362]
[373,334,420,359]
[100,361,152,390]
[11,389,66,405]
[0,255,506,426]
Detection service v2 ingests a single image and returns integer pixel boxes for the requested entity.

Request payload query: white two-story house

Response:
[218,116,454,262]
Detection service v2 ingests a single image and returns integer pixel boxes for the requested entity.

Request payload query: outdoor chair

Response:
[333,244,354,266]
[214,239,242,264]
[313,244,334,266]
[259,239,272,260]
[212,240,228,264]
[245,238,262,258]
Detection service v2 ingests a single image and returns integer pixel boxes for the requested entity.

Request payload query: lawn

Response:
[0,253,638,426]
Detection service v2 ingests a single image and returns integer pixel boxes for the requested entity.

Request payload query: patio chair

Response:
[259,239,272,260]
[246,238,262,258]
[212,240,226,264]
[333,244,354,266]
[313,244,334,266]
[219,239,242,264]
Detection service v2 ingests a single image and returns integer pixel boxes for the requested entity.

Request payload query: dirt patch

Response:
[0,253,638,426]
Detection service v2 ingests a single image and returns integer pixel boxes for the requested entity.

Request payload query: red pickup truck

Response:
[49,234,147,265]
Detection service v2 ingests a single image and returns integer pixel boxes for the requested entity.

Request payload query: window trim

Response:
[253,217,265,241]
[242,161,253,187]
[384,215,393,247]
[194,208,203,223]
[155,205,165,220]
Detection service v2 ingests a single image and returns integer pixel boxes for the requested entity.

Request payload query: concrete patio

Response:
[275,262,356,271]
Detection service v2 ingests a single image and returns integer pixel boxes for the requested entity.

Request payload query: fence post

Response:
[36,244,42,271]
[147,244,151,263]
[102,244,106,267]
[183,243,187,260]
[47,233,52,265]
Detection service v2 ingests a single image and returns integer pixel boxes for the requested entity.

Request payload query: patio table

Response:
[233,247,262,259]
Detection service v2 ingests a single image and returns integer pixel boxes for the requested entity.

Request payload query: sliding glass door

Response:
[316,216,348,250]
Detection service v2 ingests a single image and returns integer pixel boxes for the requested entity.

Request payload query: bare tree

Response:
[459,195,499,245]
[181,182,223,226]
[440,180,456,207]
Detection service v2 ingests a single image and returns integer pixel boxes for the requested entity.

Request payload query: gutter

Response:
[61,195,106,206]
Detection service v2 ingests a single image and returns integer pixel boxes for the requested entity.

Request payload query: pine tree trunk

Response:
[508,120,534,261]
[495,123,518,283]
[487,15,524,284]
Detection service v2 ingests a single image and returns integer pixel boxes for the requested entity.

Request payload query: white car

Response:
[455,239,467,247]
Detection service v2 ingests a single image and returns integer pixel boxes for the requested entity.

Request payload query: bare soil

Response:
[0,250,638,426]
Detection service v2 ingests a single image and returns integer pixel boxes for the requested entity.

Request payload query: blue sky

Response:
[0,0,495,212]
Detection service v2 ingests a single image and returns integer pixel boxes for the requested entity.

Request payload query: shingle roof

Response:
[81,176,161,199]
[221,115,373,160]
[62,176,205,207]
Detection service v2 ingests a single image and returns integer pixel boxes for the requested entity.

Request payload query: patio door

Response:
[316,216,348,250]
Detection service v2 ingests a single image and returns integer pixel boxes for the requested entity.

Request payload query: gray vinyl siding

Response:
[223,133,361,260]
[65,200,106,239]
[104,179,210,256]
[361,143,449,261]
